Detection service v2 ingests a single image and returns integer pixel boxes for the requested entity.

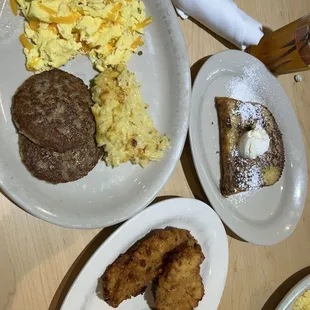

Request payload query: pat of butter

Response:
[239,125,270,159]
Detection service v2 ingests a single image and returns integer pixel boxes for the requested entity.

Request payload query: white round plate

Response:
[190,50,307,245]
[61,198,229,310]
[276,274,310,310]
[0,0,190,228]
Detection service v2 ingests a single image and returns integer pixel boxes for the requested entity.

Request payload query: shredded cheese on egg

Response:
[10,0,18,16]
[13,0,151,72]
[19,34,34,51]
[12,1,170,168]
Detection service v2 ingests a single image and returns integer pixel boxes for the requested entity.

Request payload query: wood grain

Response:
[1,1,310,309]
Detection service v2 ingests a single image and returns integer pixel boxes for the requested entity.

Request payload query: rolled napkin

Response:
[172,0,263,50]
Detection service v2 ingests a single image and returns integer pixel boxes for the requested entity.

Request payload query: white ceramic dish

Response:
[276,274,310,310]
[61,198,229,310]
[190,50,307,245]
[0,0,191,228]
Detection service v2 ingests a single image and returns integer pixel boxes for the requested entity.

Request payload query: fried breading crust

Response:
[155,243,205,310]
[101,227,195,308]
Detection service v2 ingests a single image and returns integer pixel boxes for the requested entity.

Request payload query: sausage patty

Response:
[12,69,95,153]
[19,134,103,184]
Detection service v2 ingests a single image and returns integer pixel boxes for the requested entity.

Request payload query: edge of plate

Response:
[275,274,310,310]
[0,0,191,229]
[60,197,229,309]
[189,49,308,245]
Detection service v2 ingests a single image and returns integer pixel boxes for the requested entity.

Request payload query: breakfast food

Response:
[101,227,197,308]
[155,243,205,310]
[12,69,95,153]
[216,97,285,196]
[19,134,102,183]
[91,65,170,167]
[13,69,102,184]
[14,0,151,72]
[11,0,169,168]
[10,0,169,175]
[293,289,310,310]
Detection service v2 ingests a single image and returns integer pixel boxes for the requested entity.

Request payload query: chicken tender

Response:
[101,227,195,308]
[155,243,205,310]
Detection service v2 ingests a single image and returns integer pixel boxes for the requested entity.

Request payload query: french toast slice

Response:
[215,97,285,197]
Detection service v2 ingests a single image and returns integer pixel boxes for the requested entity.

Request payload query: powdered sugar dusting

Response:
[227,191,252,207]
[231,148,238,157]
[243,165,260,188]
[231,159,263,193]
[222,63,268,194]
[227,159,262,207]
[226,63,264,103]
[233,102,263,126]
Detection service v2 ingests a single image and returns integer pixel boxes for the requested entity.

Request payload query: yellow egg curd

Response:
[91,65,170,168]
[293,290,310,310]
[14,0,151,72]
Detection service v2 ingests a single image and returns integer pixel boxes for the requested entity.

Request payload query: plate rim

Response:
[0,0,191,229]
[189,49,308,245]
[60,197,229,310]
[275,274,310,310]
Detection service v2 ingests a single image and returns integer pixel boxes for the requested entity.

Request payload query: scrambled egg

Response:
[91,65,170,167]
[14,0,151,72]
[293,290,310,310]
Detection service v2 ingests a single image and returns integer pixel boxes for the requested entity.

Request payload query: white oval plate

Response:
[190,50,307,245]
[276,274,310,310]
[61,198,229,310]
[0,0,190,228]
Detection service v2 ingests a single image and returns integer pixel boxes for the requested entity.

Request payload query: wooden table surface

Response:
[1,1,310,309]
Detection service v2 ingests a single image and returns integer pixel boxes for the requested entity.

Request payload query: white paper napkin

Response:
[172,0,263,50]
